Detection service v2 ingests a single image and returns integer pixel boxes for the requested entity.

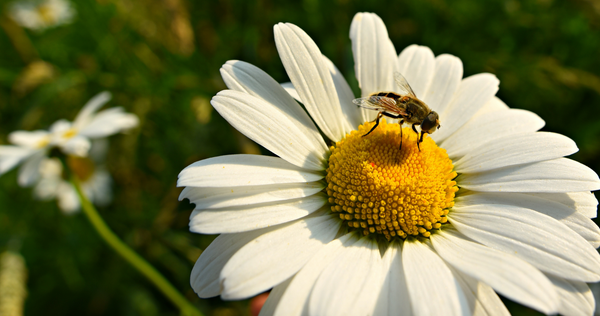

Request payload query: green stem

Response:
[71,176,203,316]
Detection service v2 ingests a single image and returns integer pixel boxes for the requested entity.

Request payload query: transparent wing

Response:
[394,72,417,98]
[352,96,407,116]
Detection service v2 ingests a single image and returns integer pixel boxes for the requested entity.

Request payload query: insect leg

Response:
[412,123,421,151]
[363,112,383,137]
[399,119,404,150]
[377,112,406,149]
[411,123,419,135]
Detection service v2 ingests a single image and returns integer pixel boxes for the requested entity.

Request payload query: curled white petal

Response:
[220,214,341,300]
[350,12,397,122]
[178,155,324,188]
[459,158,600,193]
[449,204,600,282]
[403,240,469,316]
[397,44,435,98]
[188,194,328,234]
[211,90,328,170]
[274,23,352,141]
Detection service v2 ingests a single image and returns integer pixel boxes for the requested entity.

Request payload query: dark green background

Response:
[1,0,599,315]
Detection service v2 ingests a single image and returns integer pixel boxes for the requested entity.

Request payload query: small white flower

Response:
[8,0,75,31]
[180,12,600,316]
[34,140,112,214]
[0,91,138,187]
[49,91,139,157]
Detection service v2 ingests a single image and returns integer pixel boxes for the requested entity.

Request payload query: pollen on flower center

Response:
[37,5,56,23]
[62,128,77,139]
[326,119,458,240]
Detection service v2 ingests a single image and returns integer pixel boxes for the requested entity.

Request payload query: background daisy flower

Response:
[180,12,600,315]
[0,91,138,187]
[8,0,75,31]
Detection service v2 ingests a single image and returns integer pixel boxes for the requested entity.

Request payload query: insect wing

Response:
[353,96,407,116]
[394,72,417,98]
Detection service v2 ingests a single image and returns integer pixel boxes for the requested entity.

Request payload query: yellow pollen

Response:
[67,156,95,182]
[37,5,56,24]
[36,137,50,149]
[62,128,77,139]
[326,119,457,240]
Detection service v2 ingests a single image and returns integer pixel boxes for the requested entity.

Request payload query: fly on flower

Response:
[353,72,440,151]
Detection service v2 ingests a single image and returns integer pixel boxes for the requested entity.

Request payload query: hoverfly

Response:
[352,72,440,151]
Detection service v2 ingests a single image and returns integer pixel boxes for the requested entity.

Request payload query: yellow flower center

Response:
[37,5,56,24]
[62,128,77,139]
[67,156,95,182]
[36,137,50,149]
[326,119,457,240]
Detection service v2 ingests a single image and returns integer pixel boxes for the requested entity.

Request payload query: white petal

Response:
[547,275,594,316]
[527,191,598,219]
[17,150,46,187]
[59,135,91,157]
[458,158,600,193]
[474,96,510,116]
[309,236,383,316]
[349,12,397,122]
[403,240,469,316]
[191,228,275,298]
[274,23,351,141]
[397,45,435,98]
[422,54,463,115]
[8,130,50,148]
[280,82,301,102]
[180,181,325,210]
[33,177,60,200]
[456,192,600,247]
[220,60,328,154]
[220,214,341,300]
[451,270,510,316]
[189,194,328,234]
[373,241,412,316]
[431,73,499,143]
[211,90,327,170]
[432,229,559,314]
[78,108,138,138]
[440,109,545,159]
[85,169,112,206]
[448,204,600,282]
[73,91,112,130]
[56,182,80,214]
[322,55,362,129]
[0,145,36,175]
[178,155,323,188]
[273,233,355,316]
[49,119,72,135]
[454,132,578,173]
[259,277,292,316]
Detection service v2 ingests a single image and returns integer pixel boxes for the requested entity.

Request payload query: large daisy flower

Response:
[0,91,138,187]
[179,13,600,315]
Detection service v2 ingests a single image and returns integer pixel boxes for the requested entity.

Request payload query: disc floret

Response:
[326,119,458,240]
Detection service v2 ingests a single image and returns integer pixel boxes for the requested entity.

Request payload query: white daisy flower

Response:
[8,0,75,31]
[48,91,139,157]
[34,140,112,214]
[0,91,137,187]
[179,12,600,315]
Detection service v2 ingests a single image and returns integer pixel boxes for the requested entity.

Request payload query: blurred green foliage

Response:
[0,0,599,315]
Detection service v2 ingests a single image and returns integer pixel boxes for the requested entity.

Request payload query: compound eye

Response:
[421,112,439,133]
